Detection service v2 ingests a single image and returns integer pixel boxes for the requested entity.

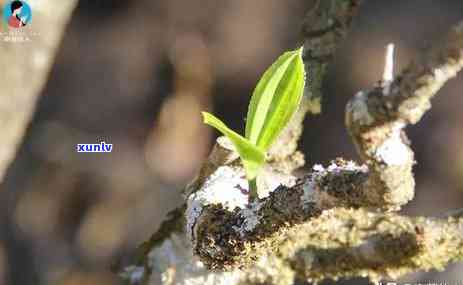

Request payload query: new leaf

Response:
[245,47,305,150]
[201,47,306,194]
[202,112,265,180]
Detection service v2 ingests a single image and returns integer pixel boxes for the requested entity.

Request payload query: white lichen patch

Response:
[345,160,368,172]
[301,165,326,207]
[346,91,374,126]
[302,178,318,207]
[316,161,367,175]
[376,122,410,166]
[146,233,244,285]
[257,165,297,198]
[236,202,264,235]
[186,165,297,240]
[186,166,248,240]
[301,161,368,208]
[313,164,324,172]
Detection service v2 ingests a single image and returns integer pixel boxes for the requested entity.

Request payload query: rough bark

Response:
[346,21,463,210]
[122,3,463,285]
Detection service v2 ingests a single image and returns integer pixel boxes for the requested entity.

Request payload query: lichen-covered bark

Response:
[268,0,362,162]
[0,0,77,181]
[242,208,463,285]
[181,19,463,284]
[301,0,362,113]
[345,21,463,211]
[189,160,370,270]
[123,4,463,285]
[124,1,363,284]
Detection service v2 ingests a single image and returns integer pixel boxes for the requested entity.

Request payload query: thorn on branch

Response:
[382,43,395,91]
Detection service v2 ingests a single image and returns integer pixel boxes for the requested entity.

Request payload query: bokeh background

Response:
[1,0,463,284]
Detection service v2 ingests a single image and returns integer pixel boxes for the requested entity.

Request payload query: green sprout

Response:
[202,47,306,201]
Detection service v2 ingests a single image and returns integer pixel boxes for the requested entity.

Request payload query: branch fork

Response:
[125,3,463,285]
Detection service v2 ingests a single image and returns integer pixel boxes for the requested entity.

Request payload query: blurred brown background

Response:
[0,0,462,284]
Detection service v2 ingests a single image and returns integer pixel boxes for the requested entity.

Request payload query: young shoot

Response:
[202,47,306,201]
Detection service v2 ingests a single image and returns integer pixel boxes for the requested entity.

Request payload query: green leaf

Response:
[202,112,265,180]
[245,47,305,150]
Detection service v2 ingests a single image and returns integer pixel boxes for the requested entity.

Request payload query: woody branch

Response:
[123,2,463,285]
[184,18,463,284]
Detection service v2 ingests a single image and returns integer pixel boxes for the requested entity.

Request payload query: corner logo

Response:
[1,0,37,43]
[2,0,32,28]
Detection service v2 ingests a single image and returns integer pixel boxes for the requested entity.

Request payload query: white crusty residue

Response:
[237,202,263,234]
[302,161,368,207]
[302,178,318,207]
[312,164,324,172]
[186,166,248,240]
[186,165,297,240]
[345,160,368,172]
[325,161,367,174]
[376,122,410,166]
[301,164,325,207]
[146,233,244,285]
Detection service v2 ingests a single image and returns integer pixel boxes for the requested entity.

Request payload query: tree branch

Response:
[240,208,463,285]
[122,4,463,285]
[267,0,362,163]
[183,19,463,283]
[346,21,463,210]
